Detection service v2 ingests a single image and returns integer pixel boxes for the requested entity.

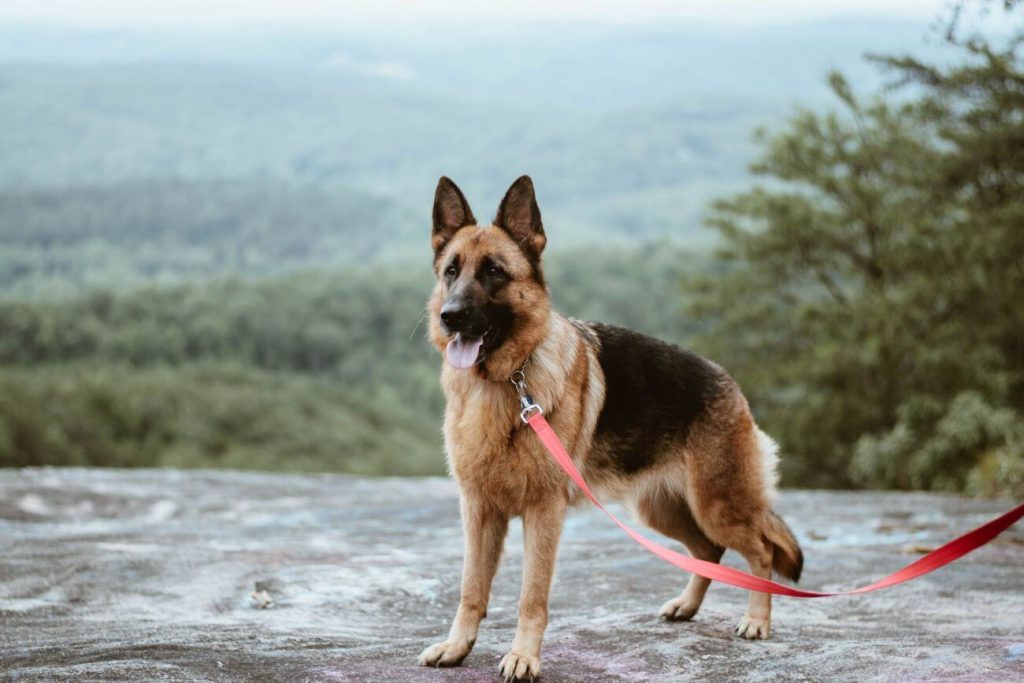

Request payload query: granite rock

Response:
[1,469,1022,681]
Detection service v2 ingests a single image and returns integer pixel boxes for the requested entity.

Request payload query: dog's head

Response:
[427,175,551,380]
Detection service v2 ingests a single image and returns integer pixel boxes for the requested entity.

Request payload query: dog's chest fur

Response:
[442,377,565,513]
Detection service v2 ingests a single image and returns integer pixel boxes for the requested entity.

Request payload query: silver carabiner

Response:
[510,365,543,423]
[510,369,527,393]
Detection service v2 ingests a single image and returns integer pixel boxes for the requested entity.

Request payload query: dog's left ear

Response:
[495,175,546,258]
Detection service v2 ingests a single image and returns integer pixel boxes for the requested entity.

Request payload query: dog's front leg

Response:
[499,498,566,682]
[419,494,508,668]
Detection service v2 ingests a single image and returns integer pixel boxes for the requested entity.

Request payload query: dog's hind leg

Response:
[636,488,725,622]
[684,408,781,640]
[728,532,774,639]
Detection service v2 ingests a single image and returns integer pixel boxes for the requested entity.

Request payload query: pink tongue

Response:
[446,333,484,369]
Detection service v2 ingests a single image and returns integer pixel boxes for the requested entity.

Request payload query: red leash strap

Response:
[527,413,1024,597]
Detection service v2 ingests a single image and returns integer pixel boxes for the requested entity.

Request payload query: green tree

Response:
[687,1,1024,495]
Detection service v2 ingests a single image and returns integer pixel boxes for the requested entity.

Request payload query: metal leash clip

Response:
[510,368,544,424]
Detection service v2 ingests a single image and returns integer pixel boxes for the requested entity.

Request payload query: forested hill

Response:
[0,181,415,297]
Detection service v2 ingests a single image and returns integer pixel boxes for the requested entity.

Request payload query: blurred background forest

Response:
[0,1,1020,496]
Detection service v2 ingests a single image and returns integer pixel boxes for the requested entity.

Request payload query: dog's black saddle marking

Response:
[588,322,727,475]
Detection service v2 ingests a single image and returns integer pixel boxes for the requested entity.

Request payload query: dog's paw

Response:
[498,650,541,682]
[658,595,701,621]
[734,615,770,640]
[418,638,472,668]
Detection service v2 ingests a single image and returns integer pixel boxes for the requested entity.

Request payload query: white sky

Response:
[0,0,951,28]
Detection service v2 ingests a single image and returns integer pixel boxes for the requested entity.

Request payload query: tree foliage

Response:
[0,363,441,475]
[688,2,1024,496]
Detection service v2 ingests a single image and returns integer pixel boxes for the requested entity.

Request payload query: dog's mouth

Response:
[445,328,497,369]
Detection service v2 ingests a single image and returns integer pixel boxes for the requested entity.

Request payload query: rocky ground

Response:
[0,468,1021,682]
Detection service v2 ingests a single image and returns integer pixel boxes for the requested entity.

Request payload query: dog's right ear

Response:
[432,177,476,253]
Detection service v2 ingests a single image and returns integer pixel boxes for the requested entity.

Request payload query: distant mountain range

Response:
[0,19,957,294]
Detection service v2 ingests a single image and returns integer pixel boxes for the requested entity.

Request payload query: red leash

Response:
[527,412,1024,597]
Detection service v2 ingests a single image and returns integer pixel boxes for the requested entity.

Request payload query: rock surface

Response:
[1,468,1022,682]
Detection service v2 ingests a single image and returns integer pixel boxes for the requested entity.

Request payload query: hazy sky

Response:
[0,0,951,28]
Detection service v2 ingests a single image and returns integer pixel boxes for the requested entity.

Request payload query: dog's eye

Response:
[486,265,505,278]
[444,265,457,279]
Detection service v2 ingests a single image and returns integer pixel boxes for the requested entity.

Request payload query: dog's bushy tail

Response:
[765,510,803,583]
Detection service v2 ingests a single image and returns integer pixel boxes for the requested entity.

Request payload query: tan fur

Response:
[420,217,795,681]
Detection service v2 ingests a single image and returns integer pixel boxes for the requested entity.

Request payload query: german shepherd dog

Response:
[419,176,803,681]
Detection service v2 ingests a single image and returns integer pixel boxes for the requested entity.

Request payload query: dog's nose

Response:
[440,300,470,331]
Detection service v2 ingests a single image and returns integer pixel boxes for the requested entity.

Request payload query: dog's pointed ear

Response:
[432,177,476,253]
[494,175,546,257]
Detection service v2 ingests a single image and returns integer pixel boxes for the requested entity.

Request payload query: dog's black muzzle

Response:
[440,299,487,337]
